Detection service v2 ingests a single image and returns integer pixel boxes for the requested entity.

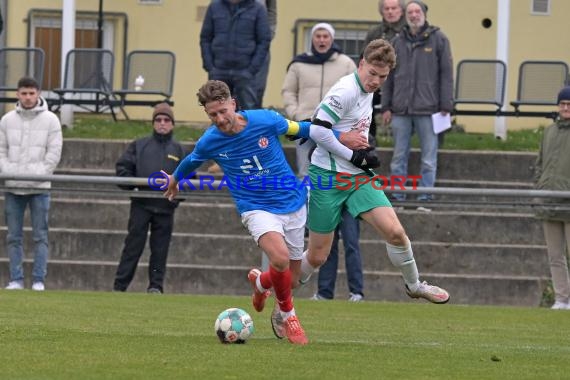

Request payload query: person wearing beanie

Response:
[282,22,364,302]
[152,102,175,125]
[535,86,570,310]
[382,0,454,210]
[113,103,186,294]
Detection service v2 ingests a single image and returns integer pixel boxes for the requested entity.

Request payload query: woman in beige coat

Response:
[281,22,356,178]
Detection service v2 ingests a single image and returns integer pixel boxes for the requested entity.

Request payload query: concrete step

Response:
[0,259,547,307]
[0,228,549,278]
[0,197,546,245]
[60,139,537,183]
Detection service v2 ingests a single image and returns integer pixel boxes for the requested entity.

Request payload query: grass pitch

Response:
[0,290,568,380]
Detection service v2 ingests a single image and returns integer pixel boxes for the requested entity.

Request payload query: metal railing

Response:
[1,173,569,206]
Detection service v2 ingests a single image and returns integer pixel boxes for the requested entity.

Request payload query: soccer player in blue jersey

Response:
[294,39,450,323]
[163,80,368,345]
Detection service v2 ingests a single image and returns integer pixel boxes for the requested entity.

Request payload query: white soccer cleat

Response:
[270,302,285,339]
[406,281,449,304]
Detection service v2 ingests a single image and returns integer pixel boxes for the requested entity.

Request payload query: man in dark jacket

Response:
[113,103,185,294]
[381,0,453,209]
[200,0,271,110]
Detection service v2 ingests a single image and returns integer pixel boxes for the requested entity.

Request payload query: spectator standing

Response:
[113,103,185,294]
[282,22,356,178]
[200,0,271,110]
[381,0,453,208]
[364,0,406,142]
[254,0,277,107]
[282,23,363,302]
[0,77,62,291]
[534,86,570,310]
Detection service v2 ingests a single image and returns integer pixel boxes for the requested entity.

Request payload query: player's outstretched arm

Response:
[284,119,367,150]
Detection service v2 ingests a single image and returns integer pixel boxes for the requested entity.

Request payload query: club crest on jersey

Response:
[258,137,269,149]
[328,96,342,111]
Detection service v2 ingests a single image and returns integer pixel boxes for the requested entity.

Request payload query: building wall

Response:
[5,0,570,132]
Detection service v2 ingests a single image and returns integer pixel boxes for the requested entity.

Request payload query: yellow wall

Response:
[5,0,570,132]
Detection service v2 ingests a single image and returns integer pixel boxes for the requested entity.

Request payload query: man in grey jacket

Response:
[381,0,453,209]
[0,77,63,291]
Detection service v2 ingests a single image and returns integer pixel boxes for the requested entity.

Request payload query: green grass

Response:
[63,116,207,142]
[1,291,569,379]
[63,116,545,151]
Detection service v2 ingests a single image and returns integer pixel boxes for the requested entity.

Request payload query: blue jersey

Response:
[174,109,309,215]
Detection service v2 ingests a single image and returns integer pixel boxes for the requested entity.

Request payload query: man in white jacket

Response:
[0,77,62,291]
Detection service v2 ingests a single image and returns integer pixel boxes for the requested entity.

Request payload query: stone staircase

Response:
[0,139,550,306]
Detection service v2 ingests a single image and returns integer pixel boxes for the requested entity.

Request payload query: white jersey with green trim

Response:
[311,72,373,174]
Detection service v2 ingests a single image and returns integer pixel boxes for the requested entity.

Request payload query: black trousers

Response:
[369,90,382,140]
[114,202,174,292]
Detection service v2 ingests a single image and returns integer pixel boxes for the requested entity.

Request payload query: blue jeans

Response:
[4,192,50,283]
[317,209,363,299]
[390,115,438,201]
[209,72,258,110]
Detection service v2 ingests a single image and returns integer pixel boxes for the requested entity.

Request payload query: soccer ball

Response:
[214,308,254,344]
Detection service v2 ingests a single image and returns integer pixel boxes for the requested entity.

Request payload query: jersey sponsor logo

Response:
[354,116,370,130]
[327,95,342,111]
[258,137,269,149]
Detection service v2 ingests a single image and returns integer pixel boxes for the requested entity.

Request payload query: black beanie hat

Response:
[557,86,570,104]
[406,0,428,15]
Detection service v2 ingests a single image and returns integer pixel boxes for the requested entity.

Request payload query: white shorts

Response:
[240,206,307,260]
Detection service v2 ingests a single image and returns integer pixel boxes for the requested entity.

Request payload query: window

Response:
[28,9,125,108]
[531,0,550,15]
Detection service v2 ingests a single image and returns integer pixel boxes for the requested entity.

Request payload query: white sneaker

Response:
[551,301,570,310]
[310,293,327,301]
[348,293,364,302]
[416,206,432,213]
[32,282,45,291]
[5,281,24,290]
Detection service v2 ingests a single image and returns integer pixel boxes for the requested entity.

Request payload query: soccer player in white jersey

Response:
[163,80,368,345]
[271,39,450,338]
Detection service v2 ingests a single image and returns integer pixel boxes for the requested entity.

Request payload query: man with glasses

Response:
[113,103,185,294]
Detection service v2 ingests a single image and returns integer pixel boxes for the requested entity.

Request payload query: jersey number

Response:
[240,155,263,174]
